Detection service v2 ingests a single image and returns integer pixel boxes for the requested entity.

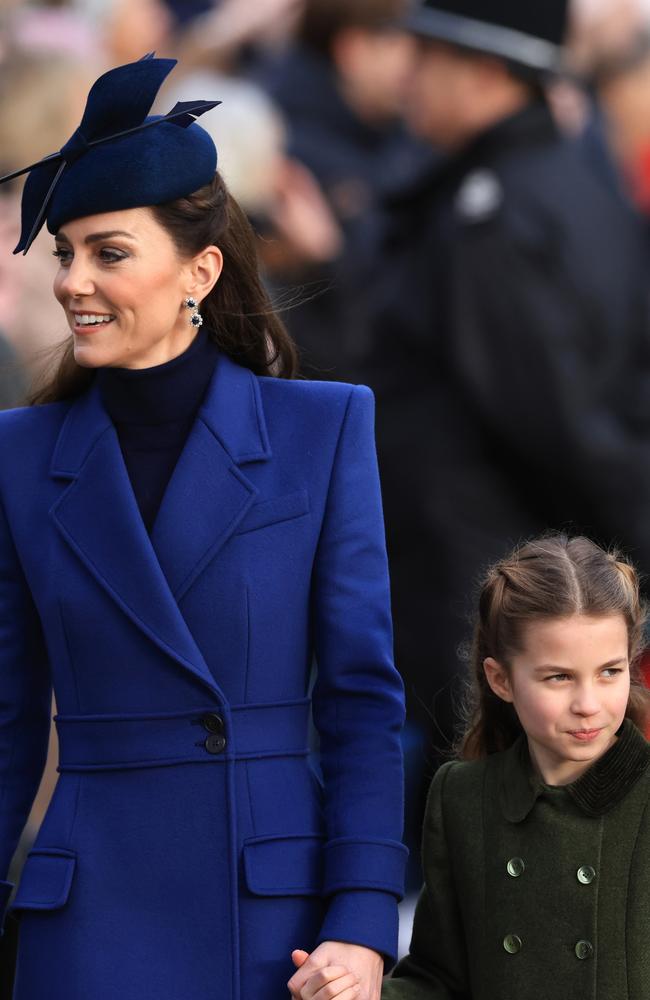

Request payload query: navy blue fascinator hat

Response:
[0,54,221,255]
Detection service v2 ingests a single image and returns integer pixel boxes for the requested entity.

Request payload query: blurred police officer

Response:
[360,0,650,813]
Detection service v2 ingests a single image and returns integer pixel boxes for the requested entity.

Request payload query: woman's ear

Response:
[186,245,223,303]
[483,657,514,703]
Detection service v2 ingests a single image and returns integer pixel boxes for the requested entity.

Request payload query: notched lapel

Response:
[50,384,221,698]
[151,355,271,600]
[151,420,259,600]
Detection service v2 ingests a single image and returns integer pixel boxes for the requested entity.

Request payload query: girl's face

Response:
[53,207,222,370]
[484,614,631,786]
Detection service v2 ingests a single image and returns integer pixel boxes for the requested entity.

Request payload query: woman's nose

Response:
[58,256,95,299]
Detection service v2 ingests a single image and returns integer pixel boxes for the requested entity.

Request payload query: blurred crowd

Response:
[5,0,650,981]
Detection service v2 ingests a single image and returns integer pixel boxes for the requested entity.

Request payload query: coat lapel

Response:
[49,383,222,698]
[150,353,271,600]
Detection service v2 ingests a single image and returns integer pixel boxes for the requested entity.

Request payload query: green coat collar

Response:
[499,719,650,823]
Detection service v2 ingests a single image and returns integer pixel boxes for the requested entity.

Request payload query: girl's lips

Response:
[568,728,602,742]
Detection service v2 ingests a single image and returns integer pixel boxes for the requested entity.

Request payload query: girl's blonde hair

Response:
[459,533,650,760]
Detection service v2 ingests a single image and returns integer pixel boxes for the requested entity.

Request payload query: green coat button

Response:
[503,934,523,954]
[507,857,525,877]
[577,865,596,885]
[575,940,594,960]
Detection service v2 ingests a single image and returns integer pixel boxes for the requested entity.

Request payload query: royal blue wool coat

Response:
[0,353,406,999]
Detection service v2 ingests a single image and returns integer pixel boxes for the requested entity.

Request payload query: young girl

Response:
[293,534,650,1000]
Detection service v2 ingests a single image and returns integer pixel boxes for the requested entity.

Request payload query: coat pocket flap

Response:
[243,835,325,896]
[236,491,310,536]
[11,849,76,911]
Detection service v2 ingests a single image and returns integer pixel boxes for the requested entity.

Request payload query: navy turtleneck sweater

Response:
[97,329,220,533]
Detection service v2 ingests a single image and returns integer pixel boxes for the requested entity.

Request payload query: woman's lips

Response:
[71,313,116,334]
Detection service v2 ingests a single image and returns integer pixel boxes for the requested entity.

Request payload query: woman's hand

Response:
[288,942,383,1000]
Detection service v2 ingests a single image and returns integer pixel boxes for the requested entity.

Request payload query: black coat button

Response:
[201,713,224,734]
[204,733,227,755]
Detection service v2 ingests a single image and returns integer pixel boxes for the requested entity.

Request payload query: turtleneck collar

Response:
[97,328,220,426]
[499,718,650,822]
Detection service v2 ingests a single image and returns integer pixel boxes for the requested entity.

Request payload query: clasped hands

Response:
[287,941,383,1000]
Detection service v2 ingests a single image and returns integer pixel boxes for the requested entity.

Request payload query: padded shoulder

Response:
[258,377,373,428]
[0,402,70,477]
[0,401,69,438]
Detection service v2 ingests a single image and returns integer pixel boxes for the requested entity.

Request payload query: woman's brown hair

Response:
[30,172,298,404]
[459,533,650,760]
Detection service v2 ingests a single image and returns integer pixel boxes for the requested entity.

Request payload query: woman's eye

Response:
[52,248,72,265]
[99,248,127,263]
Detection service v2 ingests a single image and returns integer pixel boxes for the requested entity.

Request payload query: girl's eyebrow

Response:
[533,657,627,674]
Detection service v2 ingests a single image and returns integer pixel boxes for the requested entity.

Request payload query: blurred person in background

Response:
[357,0,650,872]
[261,0,426,233]
[251,0,432,377]
[101,0,176,64]
[7,0,99,59]
[569,0,650,219]
[0,51,92,376]
[173,0,304,76]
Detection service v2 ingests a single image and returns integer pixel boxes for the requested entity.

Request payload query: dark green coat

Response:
[384,720,650,1000]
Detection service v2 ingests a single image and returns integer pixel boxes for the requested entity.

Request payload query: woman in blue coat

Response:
[0,56,406,1000]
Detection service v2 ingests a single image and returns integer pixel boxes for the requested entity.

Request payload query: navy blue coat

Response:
[0,354,406,999]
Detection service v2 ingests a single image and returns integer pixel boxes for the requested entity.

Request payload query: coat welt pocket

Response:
[10,849,76,911]
[236,490,310,536]
[243,834,325,896]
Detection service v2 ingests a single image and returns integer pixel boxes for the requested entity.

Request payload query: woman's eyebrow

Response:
[84,230,137,244]
[54,230,137,244]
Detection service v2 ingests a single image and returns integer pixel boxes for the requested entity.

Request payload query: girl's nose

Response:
[571,684,600,716]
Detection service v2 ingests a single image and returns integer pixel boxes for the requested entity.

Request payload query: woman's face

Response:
[484,614,631,785]
[53,207,220,370]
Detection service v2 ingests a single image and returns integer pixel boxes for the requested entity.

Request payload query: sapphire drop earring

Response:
[184,297,203,327]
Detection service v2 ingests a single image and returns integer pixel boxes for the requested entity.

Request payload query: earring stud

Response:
[184,297,203,327]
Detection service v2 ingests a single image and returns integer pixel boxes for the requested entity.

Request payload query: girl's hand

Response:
[289,950,360,999]
[288,943,383,1000]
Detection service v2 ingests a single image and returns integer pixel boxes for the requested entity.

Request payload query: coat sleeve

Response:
[310,384,407,964]
[382,762,470,1000]
[0,494,52,932]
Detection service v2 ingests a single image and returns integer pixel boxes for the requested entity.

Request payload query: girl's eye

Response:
[545,673,570,682]
[601,668,622,678]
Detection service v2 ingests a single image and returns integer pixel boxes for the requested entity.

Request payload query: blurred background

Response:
[3,0,650,986]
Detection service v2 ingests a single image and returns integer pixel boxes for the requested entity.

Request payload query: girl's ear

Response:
[484,657,514,703]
